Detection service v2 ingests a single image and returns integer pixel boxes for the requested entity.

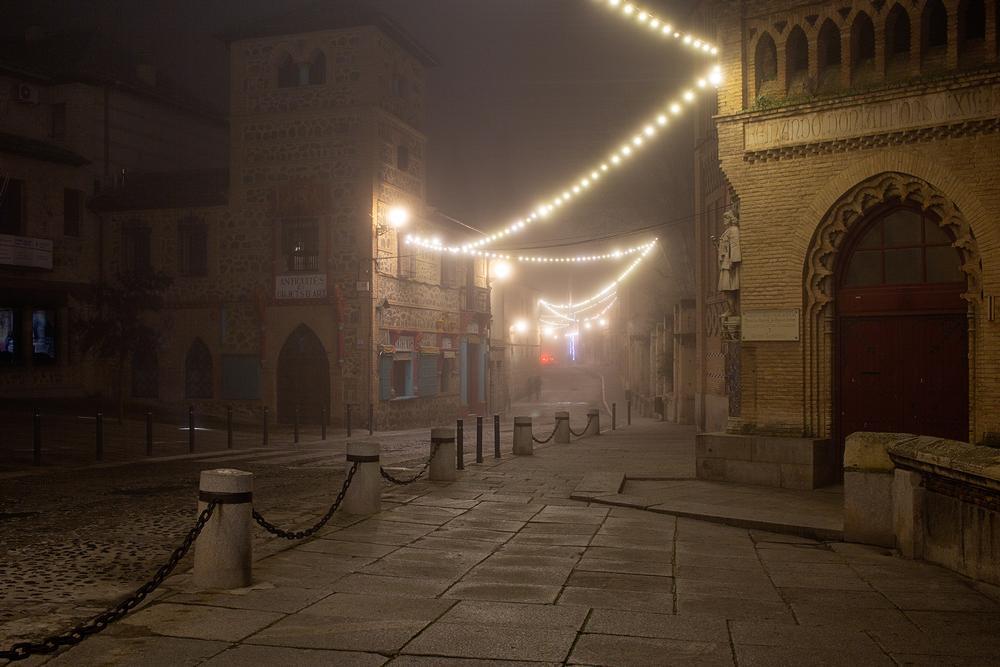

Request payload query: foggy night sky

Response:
[4,0,701,302]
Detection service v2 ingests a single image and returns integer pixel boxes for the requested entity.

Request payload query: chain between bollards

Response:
[252,461,359,540]
[569,413,596,438]
[380,440,442,485]
[532,422,559,444]
[493,414,501,459]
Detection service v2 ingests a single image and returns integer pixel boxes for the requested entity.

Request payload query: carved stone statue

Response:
[716,210,741,315]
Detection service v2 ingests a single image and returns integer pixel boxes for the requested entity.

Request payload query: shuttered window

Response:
[418,354,440,396]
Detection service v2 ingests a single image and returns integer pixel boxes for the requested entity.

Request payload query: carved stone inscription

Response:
[741,309,800,341]
[745,84,1000,151]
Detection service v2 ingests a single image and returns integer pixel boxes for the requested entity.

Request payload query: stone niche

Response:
[695,432,837,490]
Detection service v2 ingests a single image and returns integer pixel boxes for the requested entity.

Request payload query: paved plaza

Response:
[6,419,999,666]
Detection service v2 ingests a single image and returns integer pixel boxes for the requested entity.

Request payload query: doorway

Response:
[836,205,968,445]
[277,324,330,424]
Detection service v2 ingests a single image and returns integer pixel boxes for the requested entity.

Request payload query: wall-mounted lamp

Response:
[377,205,411,235]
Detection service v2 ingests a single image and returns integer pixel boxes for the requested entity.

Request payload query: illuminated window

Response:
[282,219,319,272]
[0,307,20,366]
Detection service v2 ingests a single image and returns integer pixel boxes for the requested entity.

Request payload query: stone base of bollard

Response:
[585,409,601,436]
[555,411,570,444]
[513,416,533,455]
[194,468,253,590]
[343,441,381,515]
[429,428,457,481]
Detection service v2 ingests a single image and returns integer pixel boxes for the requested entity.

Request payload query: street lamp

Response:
[513,319,529,334]
[491,259,513,281]
[378,205,411,236]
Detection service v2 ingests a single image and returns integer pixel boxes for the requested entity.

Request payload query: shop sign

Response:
[741,309,800,341]
[0,234,52,270]
[276,274,326,299]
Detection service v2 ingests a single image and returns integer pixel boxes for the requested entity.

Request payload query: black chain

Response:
[0,502,218,662]
[252,461,359,540]
[569,414,596,438]
[532,424,558,444]
[380,441,441,485]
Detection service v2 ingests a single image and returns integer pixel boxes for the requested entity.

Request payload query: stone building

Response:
[0,30,226,401]
[694,0,1000,489]
[89,5,489,431]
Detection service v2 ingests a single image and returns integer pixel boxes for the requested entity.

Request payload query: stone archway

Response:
[277,324,330,424]
[801,172,981,440]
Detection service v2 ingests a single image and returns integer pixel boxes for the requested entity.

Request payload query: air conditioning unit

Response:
[13,83,39,104]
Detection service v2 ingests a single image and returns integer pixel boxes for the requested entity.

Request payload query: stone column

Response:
[585,408,601,436]
[513,416,533,455]
[554,411,570,444]
[194,468,253,590]
[343,441,381,515]
[429,427,457,481]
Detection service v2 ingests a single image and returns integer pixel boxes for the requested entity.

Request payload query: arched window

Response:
[817,20,842,91]
[958,0,986,66]
[922,0,949,71]
[132,347,159,398]
[851,13,877,84]
[786,26,810,93]
[308,50,327,85]
[277,53,299,88]
[842,207,963,288]
[885,4,912,78]
[754,32,778,96]
[185,338,213,399]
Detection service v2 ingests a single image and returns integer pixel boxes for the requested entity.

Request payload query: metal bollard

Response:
[513,416,533,455]
[585,408,601,436]
[554,411,570,444]
[189,405,195,453]
[146,411,154,456]
[32,409,41,466]
[493,414,501,459]
[368,404,374,436]
[456,419,465,470]
[627,399,632,426]
[226,407,233,449]
[293,406,300,444]
[476,416,483,464]
[612,403,617,431]
[193,468,253,590]
[343,442,381,515]
[346,404,352,438]
[96,411,104,461]
[321,408,327,440]
[262,407,269,447]
[429,427,457,481]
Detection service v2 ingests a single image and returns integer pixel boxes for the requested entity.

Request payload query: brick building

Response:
[694,0,1000,488]
[0,29,226,401]
[91,5,492,431]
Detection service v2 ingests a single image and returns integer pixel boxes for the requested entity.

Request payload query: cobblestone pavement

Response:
[6,415,1000,666]
[0,365,613,654]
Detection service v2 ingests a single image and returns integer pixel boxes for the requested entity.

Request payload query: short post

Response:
[32,409,41,466]
[343,442,381,515]
[96,410,104,461]
[226,407,233,449]
[429,427,457,482]
[585,408,601,436]
[293,406,300,444]
[513,416,533,455]
[476,415,483,464]
[612,403,617,431]
[627,399,632,426]
[368,403,374,435]
[321,408,327,440]
[262,406,269,447]
[493,414,501,459]
[554,411,570,444]
[346,404,352,438]
[146,411,153,456]
[194,468,253,590]
[188,405,195,453]
[456,419,465,470]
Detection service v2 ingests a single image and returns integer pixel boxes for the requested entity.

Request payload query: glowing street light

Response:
[513,319,530,334]
[491,259,513,281]
[388,206,411,229]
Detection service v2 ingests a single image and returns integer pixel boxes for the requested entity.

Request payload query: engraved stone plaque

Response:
[741,309,800,341]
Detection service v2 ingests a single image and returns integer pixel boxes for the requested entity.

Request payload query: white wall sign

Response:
[0,234,53,270]
[275,274,327,299]
[741,309,800,341]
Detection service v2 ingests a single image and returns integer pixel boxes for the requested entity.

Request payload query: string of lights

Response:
[405,236,656,264]
[540,243,655,311]
[595,0,719,56]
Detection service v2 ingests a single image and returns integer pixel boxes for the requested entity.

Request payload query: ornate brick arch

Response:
[800,171,982,439]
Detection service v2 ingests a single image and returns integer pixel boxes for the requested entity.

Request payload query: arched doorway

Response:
[277,324,330,424]
[836,204,968,444]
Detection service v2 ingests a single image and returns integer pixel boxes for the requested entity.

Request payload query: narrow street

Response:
[0,364,618,647]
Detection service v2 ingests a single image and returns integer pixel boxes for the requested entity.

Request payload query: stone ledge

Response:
[888,436,1000,493]
[696,432,836,490]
